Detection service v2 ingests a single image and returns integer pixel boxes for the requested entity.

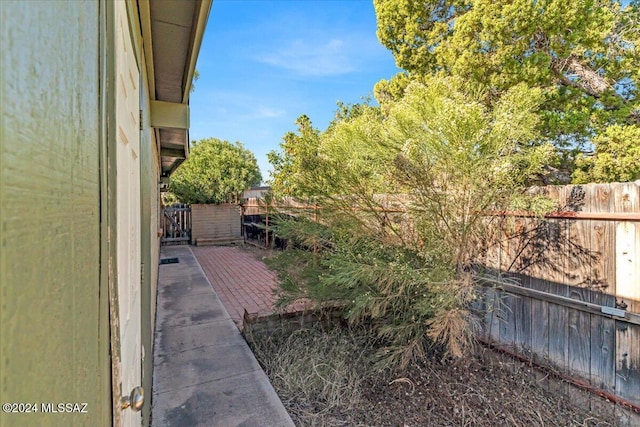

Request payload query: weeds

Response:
[248,326,374,426]
[250,325,618,427]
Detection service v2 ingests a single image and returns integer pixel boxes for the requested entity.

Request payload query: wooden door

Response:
[112,1,142,425]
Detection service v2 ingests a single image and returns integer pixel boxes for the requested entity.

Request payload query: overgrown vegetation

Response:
[260,5,638,419]
[248,327,373,425]
[169,137,261,204]
[572,124,640,183]
[267,76,556,369]
[249,326,615,427]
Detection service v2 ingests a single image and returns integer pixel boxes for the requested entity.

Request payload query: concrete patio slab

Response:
[155,320,244,357]
[157,276,213,298]
[152,246,294,427]
[156,291,230,328]
[153,371,293,427]
[154,343,262,394]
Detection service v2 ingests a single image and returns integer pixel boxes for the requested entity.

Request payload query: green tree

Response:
[169,138,262,204]
[267,115,323,198]
[374,0,640,178]
[373,72,413,112]
[268,104,386,200]
[572,124,640,183]
[269,76,554,368]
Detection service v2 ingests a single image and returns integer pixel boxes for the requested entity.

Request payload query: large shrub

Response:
[268,76,554,369]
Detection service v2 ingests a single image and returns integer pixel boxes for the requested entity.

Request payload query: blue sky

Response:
[189,0,401,182]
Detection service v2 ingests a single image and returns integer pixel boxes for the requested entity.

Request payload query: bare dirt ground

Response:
[240,241,277,260]
[248,326,625,427]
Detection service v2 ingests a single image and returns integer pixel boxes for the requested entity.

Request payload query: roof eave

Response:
[142,0,212,177]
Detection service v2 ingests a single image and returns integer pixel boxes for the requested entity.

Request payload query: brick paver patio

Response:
[191,245,279,328]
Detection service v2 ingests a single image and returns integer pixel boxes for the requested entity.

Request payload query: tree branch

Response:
[550,55,617,99]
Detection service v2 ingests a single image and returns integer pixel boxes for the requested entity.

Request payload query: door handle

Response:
[121,386,144,411]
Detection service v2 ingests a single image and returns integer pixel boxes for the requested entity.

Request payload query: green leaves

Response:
[267,76,556,367]
[374,0,640,180]
[169,138,261,204]
[572,124,640,183]
[268,115,324,199]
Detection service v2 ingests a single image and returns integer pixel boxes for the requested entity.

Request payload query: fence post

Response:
[265,202,270,249]
[241,204,245,242]
[313,199,318,253]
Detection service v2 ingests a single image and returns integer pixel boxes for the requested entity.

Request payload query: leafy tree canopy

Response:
[374,0,640,182]
[572,124,640,183]
[169,138,262,204]
[267,115,323,198]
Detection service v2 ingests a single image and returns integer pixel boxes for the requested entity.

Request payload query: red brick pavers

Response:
[191,245,279,328]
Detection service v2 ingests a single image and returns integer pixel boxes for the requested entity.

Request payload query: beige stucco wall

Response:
[0,1,108,426]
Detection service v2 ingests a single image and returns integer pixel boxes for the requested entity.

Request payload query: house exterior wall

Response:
[138,37,162,426]
[150,133,161,334]
[1,1,202,424]
[0,1,109,426]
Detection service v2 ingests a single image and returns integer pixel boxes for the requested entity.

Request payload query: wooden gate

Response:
[161,205,191,244]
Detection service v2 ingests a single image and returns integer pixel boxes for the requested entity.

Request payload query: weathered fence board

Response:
[485,287,501,342]
[616,322,640,404]
[481,274,640,407]
[568,309,591,379]
[616,222,639,305]
[530,282,550,363]
[514,274,532,351]
[590,310,616,393]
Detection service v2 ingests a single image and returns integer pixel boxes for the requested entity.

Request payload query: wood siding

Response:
[0,1,108,425]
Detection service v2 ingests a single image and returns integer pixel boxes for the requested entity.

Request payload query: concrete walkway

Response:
[151,245,294,427]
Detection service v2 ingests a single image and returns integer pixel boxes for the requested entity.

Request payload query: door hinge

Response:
[140,110,144,130]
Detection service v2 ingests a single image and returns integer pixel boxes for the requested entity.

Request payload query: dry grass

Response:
[249,325,623,427]
[248,326,373,426]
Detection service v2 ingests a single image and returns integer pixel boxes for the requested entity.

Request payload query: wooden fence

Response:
[477,181,640,408]
[480,182,639,309]
[161,205,191,245]
[241,198,320,248]
[477,273,640,410]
